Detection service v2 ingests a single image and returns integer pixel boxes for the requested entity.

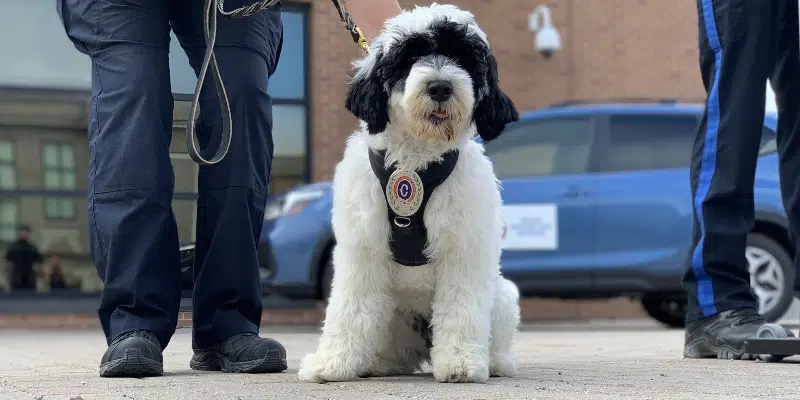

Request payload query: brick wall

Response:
[291,0,366,181]
[301,0,705,181]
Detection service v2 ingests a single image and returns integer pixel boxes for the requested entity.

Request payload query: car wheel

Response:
[641,293,686,328]
[320,255,334,302]
[179,244,195,292]
[747,233,794,322]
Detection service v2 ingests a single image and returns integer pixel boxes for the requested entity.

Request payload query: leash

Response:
[331,0,371,55]
[187,0,370,165]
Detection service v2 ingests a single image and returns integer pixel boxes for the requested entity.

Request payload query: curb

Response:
[0,298,648,329]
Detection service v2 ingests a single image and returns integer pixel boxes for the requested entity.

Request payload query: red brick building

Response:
[301,0,705,181]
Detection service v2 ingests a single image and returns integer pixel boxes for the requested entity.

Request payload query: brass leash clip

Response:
[353,26,370,54]
[333,0,370,55]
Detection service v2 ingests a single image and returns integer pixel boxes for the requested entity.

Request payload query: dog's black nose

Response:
[426,80,453,102]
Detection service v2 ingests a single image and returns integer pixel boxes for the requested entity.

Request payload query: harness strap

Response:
[187,0,369,166]
[369,149,459,266]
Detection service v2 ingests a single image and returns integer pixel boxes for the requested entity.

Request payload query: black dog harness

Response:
[369,149,459,266]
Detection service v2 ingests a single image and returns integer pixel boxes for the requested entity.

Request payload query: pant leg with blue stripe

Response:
[684,0,787,322]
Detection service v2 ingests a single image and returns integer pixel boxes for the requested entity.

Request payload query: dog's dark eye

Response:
[409,55,420,63]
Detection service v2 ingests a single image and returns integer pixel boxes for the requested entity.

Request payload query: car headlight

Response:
[264,189,326,221]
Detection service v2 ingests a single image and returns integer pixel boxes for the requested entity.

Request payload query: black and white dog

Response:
[298,4,520,384]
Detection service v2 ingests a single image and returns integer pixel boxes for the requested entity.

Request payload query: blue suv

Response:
[185,100,793,328]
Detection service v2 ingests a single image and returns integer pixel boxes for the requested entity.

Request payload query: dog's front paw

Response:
[489,353,516,377]
[297,352,361,383]
[298,353,325,383]
[431,350,489,383]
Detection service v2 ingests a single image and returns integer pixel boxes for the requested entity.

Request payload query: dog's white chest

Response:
[391,265,436,312]
[394,265,436,291]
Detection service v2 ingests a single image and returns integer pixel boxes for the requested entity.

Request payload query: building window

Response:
[270,6,310,191]
[42,143,77,220]
[267,9,306,101]
[0,141,17,242]
[0,201,18,243]
[0,141,15,189]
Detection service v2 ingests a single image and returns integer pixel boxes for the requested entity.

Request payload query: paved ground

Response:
[2,320,800,400]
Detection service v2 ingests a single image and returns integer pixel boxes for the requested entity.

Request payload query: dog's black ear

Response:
[345,52,390,134]
[473,54,519,142]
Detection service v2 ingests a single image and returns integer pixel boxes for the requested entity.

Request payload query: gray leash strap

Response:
[187,0,280,166]
[187,0,367,165]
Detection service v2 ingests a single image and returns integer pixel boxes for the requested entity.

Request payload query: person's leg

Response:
[683,0,781,359]
[770,0,800,293]
[57,0,180,376]
[170,0,286,373]
[20,268,36,291]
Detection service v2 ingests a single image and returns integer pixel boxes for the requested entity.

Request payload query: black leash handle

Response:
[187,0,368,165]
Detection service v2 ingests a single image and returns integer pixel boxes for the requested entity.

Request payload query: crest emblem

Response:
[386,169,424,217]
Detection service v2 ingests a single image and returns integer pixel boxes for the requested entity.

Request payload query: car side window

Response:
[483,116,596,179]
[604,114,698,172]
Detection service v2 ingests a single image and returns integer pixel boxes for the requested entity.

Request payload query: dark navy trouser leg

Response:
[57,0,182,348]
[684,0,789,322]
[170,0,283,348]
[59,0,282,348]
[770,0,800,294]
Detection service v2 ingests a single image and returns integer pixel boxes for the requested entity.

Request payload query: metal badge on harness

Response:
[369,149,459,266]
[386,169,424,219]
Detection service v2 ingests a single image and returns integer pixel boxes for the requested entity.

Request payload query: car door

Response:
[591,112,699,291]
[483,114,602,293]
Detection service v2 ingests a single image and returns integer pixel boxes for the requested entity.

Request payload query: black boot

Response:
[99,330,164,377]
[683,308,765,360]
[190,332,287,373]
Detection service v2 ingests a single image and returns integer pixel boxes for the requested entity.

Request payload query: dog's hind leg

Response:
[362,311,431,377]
[298,246,395,383]
[489,277,520,377]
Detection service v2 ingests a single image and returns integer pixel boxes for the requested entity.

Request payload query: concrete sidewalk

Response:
[1,321,799,400]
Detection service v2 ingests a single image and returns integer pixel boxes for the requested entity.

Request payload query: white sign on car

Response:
[501,204,558,251]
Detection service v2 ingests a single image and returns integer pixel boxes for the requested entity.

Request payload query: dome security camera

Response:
[529,5,562,58]
[535,25,561,58]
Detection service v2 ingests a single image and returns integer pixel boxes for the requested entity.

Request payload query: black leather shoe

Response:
[190,332,288,373]
[683,308,766,360]
[99,330,164,377]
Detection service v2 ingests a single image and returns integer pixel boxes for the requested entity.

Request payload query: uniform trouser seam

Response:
[90,60,107,272]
